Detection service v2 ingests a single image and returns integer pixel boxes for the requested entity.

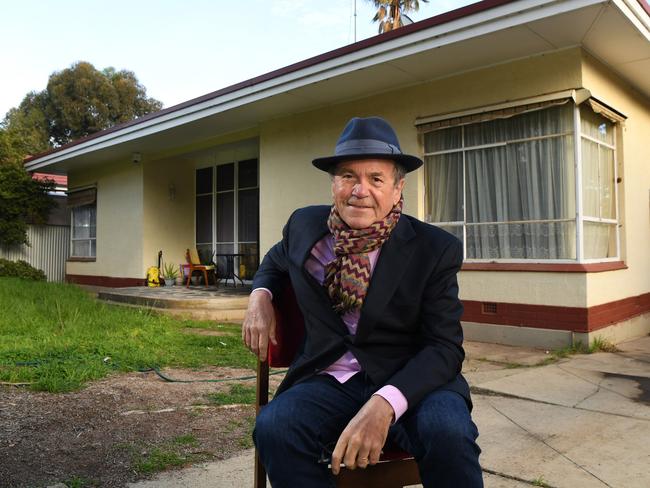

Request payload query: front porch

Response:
[93,284,252,323]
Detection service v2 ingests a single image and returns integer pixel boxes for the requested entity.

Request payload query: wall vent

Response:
[482,302,498,314]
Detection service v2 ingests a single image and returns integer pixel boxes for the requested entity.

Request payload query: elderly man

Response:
[243,117,482,487]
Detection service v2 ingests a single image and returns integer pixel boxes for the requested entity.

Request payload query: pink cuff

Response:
[373,385,408,423]
[252,287,273,300]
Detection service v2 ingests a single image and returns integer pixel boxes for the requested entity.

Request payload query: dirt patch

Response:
[180,328,231,337]
[0,367,285,487]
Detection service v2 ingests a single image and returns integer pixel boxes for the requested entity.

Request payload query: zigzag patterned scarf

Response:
[324,197,403,314]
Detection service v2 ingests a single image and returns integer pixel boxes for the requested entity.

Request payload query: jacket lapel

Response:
[294,208,349,335]
[355,215,416,342]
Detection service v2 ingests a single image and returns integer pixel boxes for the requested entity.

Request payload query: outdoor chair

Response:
[184,248,217,287]
[254,283,421,488]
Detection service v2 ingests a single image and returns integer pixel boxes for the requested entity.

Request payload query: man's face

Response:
[331,159,405,230]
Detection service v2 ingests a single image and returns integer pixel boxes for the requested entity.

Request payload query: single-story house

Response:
[24,0,650,348]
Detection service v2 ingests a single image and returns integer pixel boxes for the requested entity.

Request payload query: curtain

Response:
[425,104,576,259]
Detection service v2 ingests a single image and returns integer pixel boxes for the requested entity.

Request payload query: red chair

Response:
[254,284,421,488]
[184,248,216,287]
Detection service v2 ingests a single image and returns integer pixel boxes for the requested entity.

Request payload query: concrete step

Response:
[99,298,246,323]
[97,290,249,310]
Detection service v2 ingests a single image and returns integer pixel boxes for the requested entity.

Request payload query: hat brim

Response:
[312,153,423,173]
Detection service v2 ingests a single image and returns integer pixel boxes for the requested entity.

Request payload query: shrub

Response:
[0,258,46,281]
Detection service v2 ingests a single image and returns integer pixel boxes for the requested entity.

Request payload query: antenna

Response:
[354,0,357,42]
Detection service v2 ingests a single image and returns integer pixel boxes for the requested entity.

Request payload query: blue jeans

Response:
[254,373,483,487]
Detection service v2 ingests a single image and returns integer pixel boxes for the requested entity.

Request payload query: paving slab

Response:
[474,394,650,488]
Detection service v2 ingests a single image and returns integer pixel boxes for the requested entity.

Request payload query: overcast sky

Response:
[1,0,473,119]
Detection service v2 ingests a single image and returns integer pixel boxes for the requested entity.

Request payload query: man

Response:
[243,116,482,487]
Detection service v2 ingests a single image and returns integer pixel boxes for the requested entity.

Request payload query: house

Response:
[24,0,650,348]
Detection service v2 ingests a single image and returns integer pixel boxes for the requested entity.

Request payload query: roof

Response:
[32,172,68,189]
[24,0,650,173]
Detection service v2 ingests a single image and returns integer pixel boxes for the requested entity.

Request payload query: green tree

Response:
[370,0,428,33]
[0,61,162,164]
[0,164,55,247]
[0,92,50,166]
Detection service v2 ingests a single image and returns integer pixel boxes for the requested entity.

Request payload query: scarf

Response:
[324,196,403,314]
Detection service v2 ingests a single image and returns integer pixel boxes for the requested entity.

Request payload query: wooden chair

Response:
[255,284,421,488]
[184,248,216,287]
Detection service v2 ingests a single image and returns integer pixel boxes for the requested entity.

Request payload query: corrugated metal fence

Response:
[0,225,70,282]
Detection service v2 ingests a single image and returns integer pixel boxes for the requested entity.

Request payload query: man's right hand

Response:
[242,289,277,362]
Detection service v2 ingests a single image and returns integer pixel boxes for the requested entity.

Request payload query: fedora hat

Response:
[312,116,423,173]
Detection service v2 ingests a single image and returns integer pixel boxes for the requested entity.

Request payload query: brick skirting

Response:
[66,274,145,288]
[462,292,650,333]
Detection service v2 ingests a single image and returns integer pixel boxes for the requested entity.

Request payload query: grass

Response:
[205,384,256,406]
[0,278,255,392]
[536,337,620,366]
[532,475,550,487]
[128,435,211,475]
[62,476,98,488]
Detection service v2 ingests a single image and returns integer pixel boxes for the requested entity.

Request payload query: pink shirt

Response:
[283,234,408,421]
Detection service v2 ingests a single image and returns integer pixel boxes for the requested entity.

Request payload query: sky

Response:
[1,0,474,119]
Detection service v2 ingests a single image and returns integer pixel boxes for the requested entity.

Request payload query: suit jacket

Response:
[253,205,471,411]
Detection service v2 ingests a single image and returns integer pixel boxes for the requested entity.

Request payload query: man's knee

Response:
[254,400,295,450]
[412,390,479,456]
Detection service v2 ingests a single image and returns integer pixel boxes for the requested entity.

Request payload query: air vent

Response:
[482,302,498,314]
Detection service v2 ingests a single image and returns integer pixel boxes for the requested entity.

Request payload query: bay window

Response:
[421,97,621,262]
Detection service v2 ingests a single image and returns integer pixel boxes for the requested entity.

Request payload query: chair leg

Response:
[186,269,191,287]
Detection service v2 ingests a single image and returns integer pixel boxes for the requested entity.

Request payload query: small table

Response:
[213,253,246,287]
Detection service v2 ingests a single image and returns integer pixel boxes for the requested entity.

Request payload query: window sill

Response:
[67,257,96,263]
[461,261,627,273]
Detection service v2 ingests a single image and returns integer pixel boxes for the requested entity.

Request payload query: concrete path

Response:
[129,336,650,487]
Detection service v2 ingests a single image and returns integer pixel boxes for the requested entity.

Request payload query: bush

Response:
[0,258,46,281]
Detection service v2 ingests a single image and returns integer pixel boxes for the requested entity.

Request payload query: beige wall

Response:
[581,53,650,307]
[259,48,588,306]
[142,156,194,275]
[67,159,144,279]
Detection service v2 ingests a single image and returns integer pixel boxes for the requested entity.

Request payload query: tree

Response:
[44,62,163,146]
[0,61,162,165]
[0,164,55,247]
[370,0,428,33]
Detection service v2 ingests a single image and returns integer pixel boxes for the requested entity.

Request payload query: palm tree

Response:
[370,0,428,33]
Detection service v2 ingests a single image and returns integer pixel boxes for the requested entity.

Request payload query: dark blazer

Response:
[253,205,471,411]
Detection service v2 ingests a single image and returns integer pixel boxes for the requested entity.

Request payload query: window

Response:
[71,205,96,258]
[69,188,97,258]
[421,99,620,262]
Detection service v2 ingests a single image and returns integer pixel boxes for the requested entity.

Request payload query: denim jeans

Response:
[254,373,483,487]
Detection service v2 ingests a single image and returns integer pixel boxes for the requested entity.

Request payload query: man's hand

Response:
[242,290,277,362]
[331,395,394,475]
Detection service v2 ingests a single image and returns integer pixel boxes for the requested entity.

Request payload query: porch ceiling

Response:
[25,0,650,175]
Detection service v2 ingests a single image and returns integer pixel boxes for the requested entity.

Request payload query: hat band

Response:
[335,138,402,156]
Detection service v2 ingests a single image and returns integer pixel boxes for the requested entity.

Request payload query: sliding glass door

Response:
[195,159,259,280]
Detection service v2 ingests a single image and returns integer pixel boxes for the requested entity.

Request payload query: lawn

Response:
[0,277,255,392]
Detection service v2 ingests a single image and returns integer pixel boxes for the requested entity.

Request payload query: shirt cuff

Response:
[373,385,408,423]
[251,287,273,300]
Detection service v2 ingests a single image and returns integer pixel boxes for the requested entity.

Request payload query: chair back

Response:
[187,248,202,265]
[270,283,305,367]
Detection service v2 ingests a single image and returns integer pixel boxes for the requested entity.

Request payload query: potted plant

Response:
[162,263,178,286]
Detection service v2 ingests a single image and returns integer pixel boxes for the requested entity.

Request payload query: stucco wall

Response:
[581,52,650,307]
[67,159,144,279]
[142,156,194,275]
[259,48,588,307]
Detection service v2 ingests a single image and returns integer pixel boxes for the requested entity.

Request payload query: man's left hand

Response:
[330,395,394,475]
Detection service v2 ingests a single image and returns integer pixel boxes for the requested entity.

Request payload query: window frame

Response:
[70,201,97,259]
[419,96,622,264]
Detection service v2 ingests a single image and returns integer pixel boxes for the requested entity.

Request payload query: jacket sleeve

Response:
[384,238,465,409]
[251,212,293,299]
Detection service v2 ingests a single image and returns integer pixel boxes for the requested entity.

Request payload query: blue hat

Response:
[312,116,423,173]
